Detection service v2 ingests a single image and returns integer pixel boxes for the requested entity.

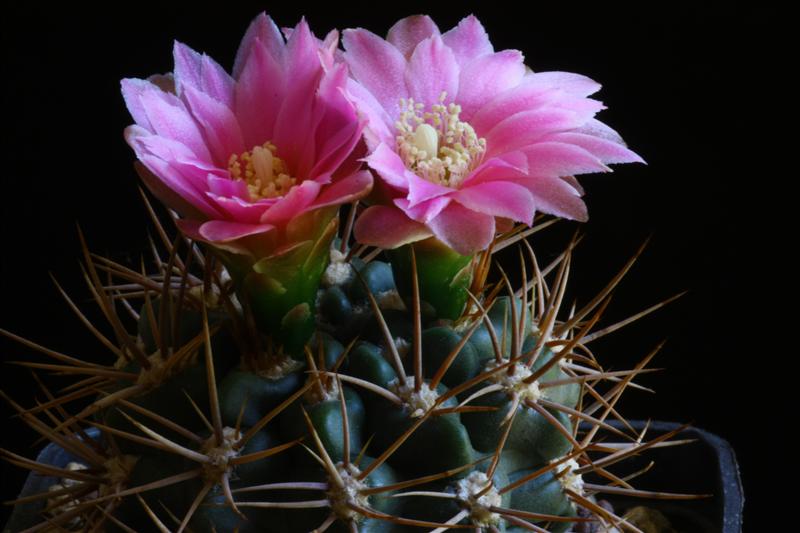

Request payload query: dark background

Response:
[1,2,783,530]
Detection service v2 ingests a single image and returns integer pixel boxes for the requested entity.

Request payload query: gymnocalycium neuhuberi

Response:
[1,12,707,533]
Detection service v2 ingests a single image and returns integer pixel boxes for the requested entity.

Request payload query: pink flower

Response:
[122,14,371,258]
[346,15,643,255]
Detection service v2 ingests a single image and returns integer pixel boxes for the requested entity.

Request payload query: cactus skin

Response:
[5,234,677,533]
[107,258,589,531]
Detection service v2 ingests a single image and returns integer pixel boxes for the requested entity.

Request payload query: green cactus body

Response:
[7,230,672,533]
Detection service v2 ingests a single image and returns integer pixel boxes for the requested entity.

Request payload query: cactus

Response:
[1,203,700,533]
[1,12,702,532]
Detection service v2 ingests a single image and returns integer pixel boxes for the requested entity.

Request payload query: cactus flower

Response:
[346,15,643,255]
[122,14,371,353]
[122,14,371,259]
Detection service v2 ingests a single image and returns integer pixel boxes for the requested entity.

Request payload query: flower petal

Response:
[523,71,602,97]
[273,18,323,176]
[405,35,459,105]
[345,79,395,149]
[135,154,221,219]
[233,13,285,78]
[516,176,588,221]
[462,152,529,186]
[133,160,214,221]
[121,78,164,132]
[206,174,249,199]
[456,50,525,120]
[406,171,453,208]
[310,63,364,180]
[394,196,451,224]
[310,170,373,209]
[173,41,235,107]
[206,192,268,224]
[522,141,609,177]
[182,85,245,166]
[365,143,412,190]
[259,180,322,225]
[354,205,433,249]
[235,37,286,149]
[545,132,645,165]
[343,28,408,115]
[428,203,495,256]
[387,15,440,59]
[485,108,591,158]
[441,15,493,66]
[455,180,535,224]
[136,83,212,161]
[198,220,275,242]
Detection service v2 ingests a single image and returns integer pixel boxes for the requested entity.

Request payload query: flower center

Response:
[395,92,486,188]
[228,142,296,201]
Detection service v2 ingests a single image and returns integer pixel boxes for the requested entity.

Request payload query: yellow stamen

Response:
[227,142,296,201]
[396,92,486,188]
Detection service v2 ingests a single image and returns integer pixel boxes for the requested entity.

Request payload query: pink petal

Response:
[365,143,412,190]
[206,175,249,199]
[428,203,495,256]
[273,18,323,177]
[456,50,525,120]
[394,196,451,224]
[577,118,625,143]
[522,142,609,177]
[560,175,585,195]
[462,152,529,186]
[173,42,234,107]
[343,28,408,115]
[128,129,220,193]
[122,78,164,132]
[485,108,590,158]
[198,220,275,242]
[233,13,285,78]
[310,170,373,209]
[441,15,494,66]
[137,84,212,161]
[406,171,453,208]
[523,71,602,97]
[469,83,566,135]
[234,38,286,149]
[319,29,341,69]
[405,35,459,105]
[206,193,269,224]
[310,63,364,180]
[455,181,535,224]
[517,176,588,221]
[175,218,204,240]
[354,205,433,249]
[387,15,440,59]
[545,132,645,165]
[134,160,213,221]
[136,153,220,218]
[345,79,394,149]
[182,85,245,166]
[259,180,322,225]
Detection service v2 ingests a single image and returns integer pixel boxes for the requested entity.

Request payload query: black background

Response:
[1,2,784,530]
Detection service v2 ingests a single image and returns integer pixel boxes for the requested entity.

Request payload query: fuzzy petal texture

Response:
[354,205,433,249]
[387,15,441,59]
[341,14,643,255]
[404,35,459,105]
[342,28,408,115]
[428,203,495,256]
[123,13,370,258]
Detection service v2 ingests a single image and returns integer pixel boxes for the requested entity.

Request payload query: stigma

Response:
[395,92,486,188]
[228,142,296,201]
